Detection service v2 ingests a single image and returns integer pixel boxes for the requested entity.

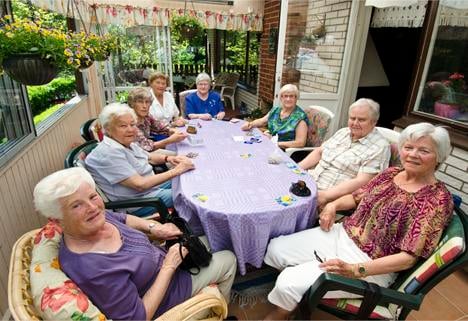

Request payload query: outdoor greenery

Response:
[170,15,205,64]
[225,31,260,66]
[27,76,76,116]
[33,103,64,124]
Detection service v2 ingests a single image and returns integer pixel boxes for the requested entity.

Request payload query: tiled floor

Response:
[228,270,468,320]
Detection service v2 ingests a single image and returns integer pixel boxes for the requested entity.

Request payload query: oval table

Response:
[172,119,318,274]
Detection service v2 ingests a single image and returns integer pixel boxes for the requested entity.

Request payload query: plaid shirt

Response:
[310,127,390,190]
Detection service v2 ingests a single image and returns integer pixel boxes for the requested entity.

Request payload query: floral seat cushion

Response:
[319,215,465,319]
[30,220,108,321]
[303,107,332,147]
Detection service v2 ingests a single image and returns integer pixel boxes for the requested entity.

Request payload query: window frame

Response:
[394,0,468,149]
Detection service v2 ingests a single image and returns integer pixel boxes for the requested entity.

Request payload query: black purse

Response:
[163,212,212,275]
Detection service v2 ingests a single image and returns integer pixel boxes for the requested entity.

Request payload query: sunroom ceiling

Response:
[31,0,263,31]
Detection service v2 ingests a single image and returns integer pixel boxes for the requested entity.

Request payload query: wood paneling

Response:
[0,97,93,315]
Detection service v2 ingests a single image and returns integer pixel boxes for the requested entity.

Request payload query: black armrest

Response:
[297,273,423,320]
[104,197,170,219]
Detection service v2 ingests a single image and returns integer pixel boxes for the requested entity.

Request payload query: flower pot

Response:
[434,101,461,119]
[2,54,58,86]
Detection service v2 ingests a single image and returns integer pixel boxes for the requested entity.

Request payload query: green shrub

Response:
[27,77,76,115]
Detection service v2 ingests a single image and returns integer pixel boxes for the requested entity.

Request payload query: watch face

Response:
[358,265,366,275]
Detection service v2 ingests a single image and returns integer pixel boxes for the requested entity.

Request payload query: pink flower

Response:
[41,280,89,312]
[34,221,62,244]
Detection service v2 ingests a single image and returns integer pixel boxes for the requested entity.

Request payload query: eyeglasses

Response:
[136,99,152,104]
[197,82,210,87]
[314,250,325,263]
[281,94,296,99]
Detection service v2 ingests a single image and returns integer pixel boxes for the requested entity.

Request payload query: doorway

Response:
[356,27,422,128]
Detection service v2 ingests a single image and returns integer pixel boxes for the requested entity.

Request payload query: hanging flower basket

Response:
[171,15,203,41]
[2,54,58,86]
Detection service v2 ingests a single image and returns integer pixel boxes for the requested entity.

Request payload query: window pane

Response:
[415,5,468,124]
[0,74,33,152]
[282,0,352,93]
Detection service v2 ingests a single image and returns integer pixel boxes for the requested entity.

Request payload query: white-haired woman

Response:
[33,167,236,320]
[241,84,308,149]
[85,103,194,213]
[263,122,454,320]
[185,72,225,120]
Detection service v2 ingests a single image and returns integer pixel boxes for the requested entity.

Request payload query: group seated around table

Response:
[241,84,309,149]
[84,103,194,213]
[263,122,454,320]
[127,87,188,153]
[33,167,237,320]
[298,98,390,207]
[148,72,187,127]
[185,72,225,120]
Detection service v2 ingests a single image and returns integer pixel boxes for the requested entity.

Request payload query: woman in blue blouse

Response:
[241,84,309,149]
[186,73,225,120]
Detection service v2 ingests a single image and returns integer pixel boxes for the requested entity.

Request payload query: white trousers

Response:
[264,223,396,311]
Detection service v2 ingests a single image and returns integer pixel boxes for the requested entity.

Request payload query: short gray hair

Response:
[33,168,96,219]
[99,103,137,132]
[349,98,380,122]
[279,84,300,100]
[398,122,451,164]
[196,72,211,85]
[127,87,153,108]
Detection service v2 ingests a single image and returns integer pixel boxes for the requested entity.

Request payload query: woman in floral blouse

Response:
[128,87,187,153]
[263,122,454,320]
[241,84,308,149]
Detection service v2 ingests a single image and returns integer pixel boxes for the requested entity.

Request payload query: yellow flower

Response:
[50,257,60,269]
[5,32,13,38]
[98,313,106,321]
[34,264,42,273]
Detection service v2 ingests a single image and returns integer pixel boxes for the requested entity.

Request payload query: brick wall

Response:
[258,0,280,109]
[435,147,468,212]
[299,0,352,93]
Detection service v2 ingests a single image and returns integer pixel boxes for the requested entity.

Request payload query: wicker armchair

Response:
[8,229,228,321]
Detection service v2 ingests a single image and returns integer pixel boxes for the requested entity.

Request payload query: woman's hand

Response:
[151,223,182,240]
[173,159,195,175]
[168,131,188,144]
[216,112,225,120]
[241,121,252,131]
[173,118,187,127]
[319,258,355,278]
[162,244,188,270]
[319,202,336,232]
[263,131,272,139]
[168,155,190,166]
[199,113,212,120]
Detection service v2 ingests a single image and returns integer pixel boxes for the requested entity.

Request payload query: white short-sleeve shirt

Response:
[149,90,180,125]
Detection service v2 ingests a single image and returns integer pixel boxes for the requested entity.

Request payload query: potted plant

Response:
[433,72,467,119]
[171,15,203,40]
[0,16,118,85]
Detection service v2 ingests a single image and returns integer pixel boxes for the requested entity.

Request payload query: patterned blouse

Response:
[343,167,453,259]
[136,115,170,152]
[267,106,309,142]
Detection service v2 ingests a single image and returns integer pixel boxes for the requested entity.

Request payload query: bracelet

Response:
[164,155,169,162]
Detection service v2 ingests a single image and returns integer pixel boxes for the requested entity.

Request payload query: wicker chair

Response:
[8,229,228,321]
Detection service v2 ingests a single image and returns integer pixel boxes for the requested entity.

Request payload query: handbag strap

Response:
[178,242,201,275]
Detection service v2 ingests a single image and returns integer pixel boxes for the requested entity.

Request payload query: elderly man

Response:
[299,98,390,207]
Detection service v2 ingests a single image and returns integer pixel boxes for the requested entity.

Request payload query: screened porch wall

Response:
[0,96,94,316]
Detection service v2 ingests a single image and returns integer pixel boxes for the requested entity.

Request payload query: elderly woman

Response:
[148,72,186,127]
[85,103,194,212]
[128,87,187,152]
[263,122,454,320]
[241,84,308,149]
[33,167,236,320]
[186,72,225,120]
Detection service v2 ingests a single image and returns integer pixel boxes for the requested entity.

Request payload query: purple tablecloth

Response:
[173,120,317,274]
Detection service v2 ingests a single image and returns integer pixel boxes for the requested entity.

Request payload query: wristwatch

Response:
[148,222,156,233]
[357,263,367,277]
